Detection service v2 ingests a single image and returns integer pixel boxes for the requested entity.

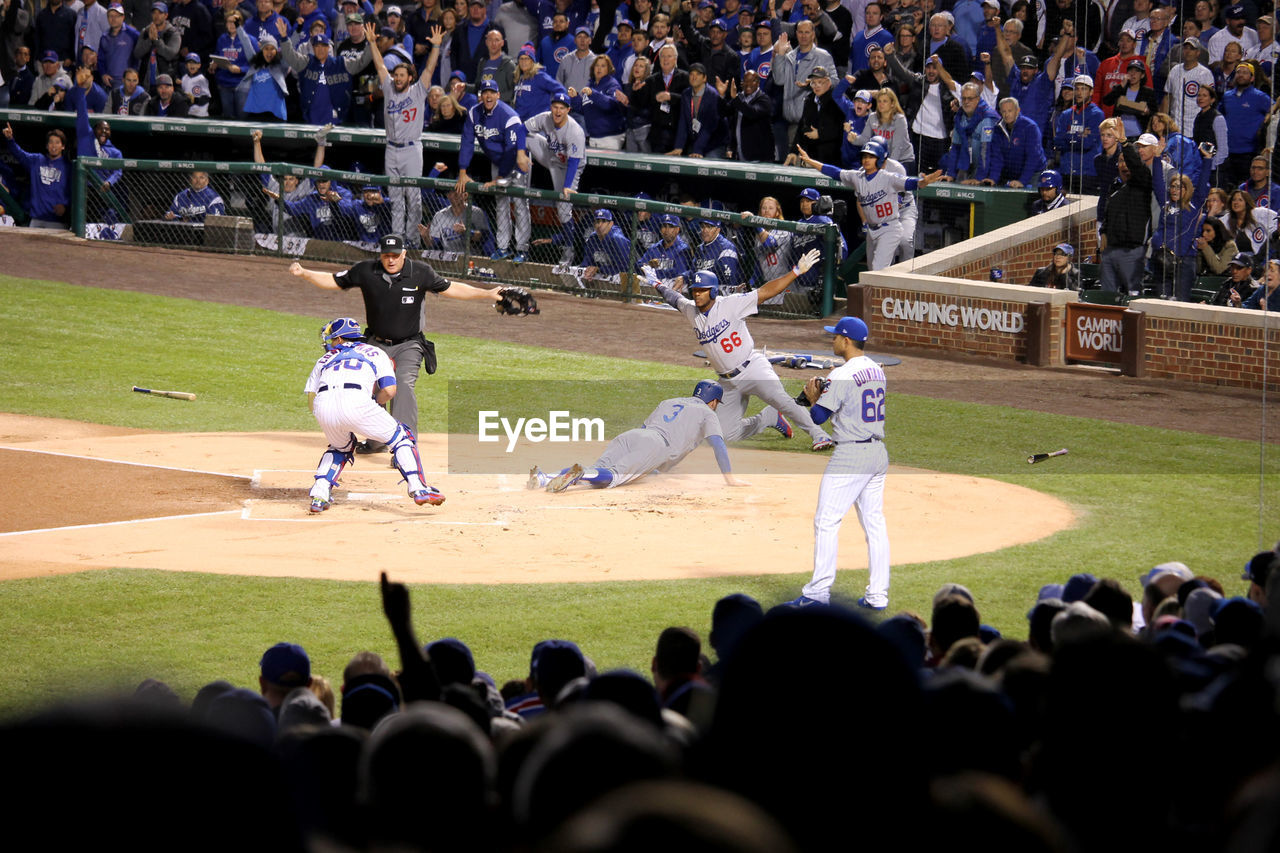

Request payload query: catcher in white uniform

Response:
[786,316,890,610]
[304,317,444,513]
[642,250,836,450]
[796,137,941,271]
[528,380,747,492]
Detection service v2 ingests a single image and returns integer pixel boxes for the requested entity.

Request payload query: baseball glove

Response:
[495,287,540,316]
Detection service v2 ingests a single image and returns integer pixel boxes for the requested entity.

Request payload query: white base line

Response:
[0,509,241,538]
[0,445,245,479]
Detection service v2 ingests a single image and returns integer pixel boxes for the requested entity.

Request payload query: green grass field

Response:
[2,274,1278,717]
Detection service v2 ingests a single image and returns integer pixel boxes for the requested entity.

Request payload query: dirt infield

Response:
[0,413,1076,583]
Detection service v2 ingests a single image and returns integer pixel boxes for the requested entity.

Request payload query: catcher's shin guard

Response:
[389,424,428,492]
[314,446,355,490]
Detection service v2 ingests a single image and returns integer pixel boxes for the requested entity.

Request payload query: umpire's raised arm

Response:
[289,261,341,290]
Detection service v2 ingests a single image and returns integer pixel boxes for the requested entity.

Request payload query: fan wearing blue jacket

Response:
[512,46,560,119]
[1150,145,1214,301]
[1052,74,1104,193]
[980,97,1045,188]
[571,55,626,148]
[941,82,997,181]
[456,77,532,261]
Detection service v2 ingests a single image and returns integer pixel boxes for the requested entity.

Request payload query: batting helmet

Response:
[690,270,720,298]
[861,137,888,167]
[1037,170,1063,190]
[321,317,364,349]
[693,380,723,404]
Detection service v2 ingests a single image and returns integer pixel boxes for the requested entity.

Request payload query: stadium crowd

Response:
[5,0,1280,294]
[5,555,1280,852]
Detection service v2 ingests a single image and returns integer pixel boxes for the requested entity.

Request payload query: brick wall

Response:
[940,226,1100,284]
[866,286,1068,361]
[1136,304,1280,390]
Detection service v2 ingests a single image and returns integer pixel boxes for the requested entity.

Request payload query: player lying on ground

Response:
[641,249,836,451]
[304,317,445,513]
[528,380,749,492]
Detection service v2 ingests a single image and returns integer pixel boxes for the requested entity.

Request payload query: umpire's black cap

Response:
[379,234,405,253]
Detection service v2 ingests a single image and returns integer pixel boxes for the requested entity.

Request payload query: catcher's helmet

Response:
[690,270,720,298]
[861,137,888,167]
[693,380,723,404]
[321,317,364,350]
[1037,170,1063,190]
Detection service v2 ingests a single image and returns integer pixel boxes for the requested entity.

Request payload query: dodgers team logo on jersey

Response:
[386,93,415,115]
[698,317,731,346]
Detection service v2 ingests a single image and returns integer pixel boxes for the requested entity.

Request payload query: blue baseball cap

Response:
[574,25,592,36]
[711,17,729,30]
[151,1,167,11]
[479,77,499,92]
[658,214,680,226]
[310,33,331,45]
[185,52,201,63]
[799,187,820,200]
[260,642,311,687]
[550,88,571,105]
[594,208,613,221]
[824,316,868,342]
[1054,243,1074,256]
[449,69,468,83]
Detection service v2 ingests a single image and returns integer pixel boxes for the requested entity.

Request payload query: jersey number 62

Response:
[861,387,885,422]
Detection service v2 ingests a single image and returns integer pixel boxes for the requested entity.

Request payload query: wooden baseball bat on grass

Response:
[132,385,196,401]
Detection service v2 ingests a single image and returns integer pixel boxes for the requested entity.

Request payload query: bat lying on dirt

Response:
[132,385,196,401]
[1027,448,1068,464]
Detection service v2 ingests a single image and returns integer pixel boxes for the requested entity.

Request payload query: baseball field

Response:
[1,229,1277,717]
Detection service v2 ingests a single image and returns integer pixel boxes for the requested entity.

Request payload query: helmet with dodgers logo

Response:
[320,317,364,350]
[692,380,723,405]
[861,137,889,168]
[690,270,720,298]
[1037,170,1063,190]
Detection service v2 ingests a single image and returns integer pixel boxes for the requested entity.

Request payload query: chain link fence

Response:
[75,157,841,318]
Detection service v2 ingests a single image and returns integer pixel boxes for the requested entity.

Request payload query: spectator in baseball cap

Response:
[1242,550,1277,606]
[534,639,587,708]
[259,641,312,711]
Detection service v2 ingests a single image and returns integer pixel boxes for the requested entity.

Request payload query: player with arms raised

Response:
[642,249,835,450]
[529,380,747,492]
[304,317,445,513]
[796,136,942,270]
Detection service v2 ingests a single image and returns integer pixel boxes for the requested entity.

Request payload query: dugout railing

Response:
[72,156,843,318]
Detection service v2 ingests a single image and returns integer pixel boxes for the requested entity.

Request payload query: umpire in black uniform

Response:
[289,234,504,450]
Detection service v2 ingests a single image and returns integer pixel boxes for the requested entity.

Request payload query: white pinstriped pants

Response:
[313,389,399,450]
[805,441,891,605]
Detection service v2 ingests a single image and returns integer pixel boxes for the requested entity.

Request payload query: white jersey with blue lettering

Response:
[834,164,913,227]
[305,343,400,449]
[815,355,887,443]
[524,110,587,169]
[673,291,758,375]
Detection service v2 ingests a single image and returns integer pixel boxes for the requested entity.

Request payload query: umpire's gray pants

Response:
[369,336,427,436]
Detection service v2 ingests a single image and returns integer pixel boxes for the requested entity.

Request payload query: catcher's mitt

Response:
[496,286,540,316]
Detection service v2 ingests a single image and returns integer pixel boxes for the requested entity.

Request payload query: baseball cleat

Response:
[512,251,528,264]
[527,466,547,490]
[783,595,825,608]
[770,413,794,439]
[547,463,584,493]
[811,438,836,451]
[411,487,445,506]
[491,250,513,261]
[309,497,331,513]
[856,596,887,611]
